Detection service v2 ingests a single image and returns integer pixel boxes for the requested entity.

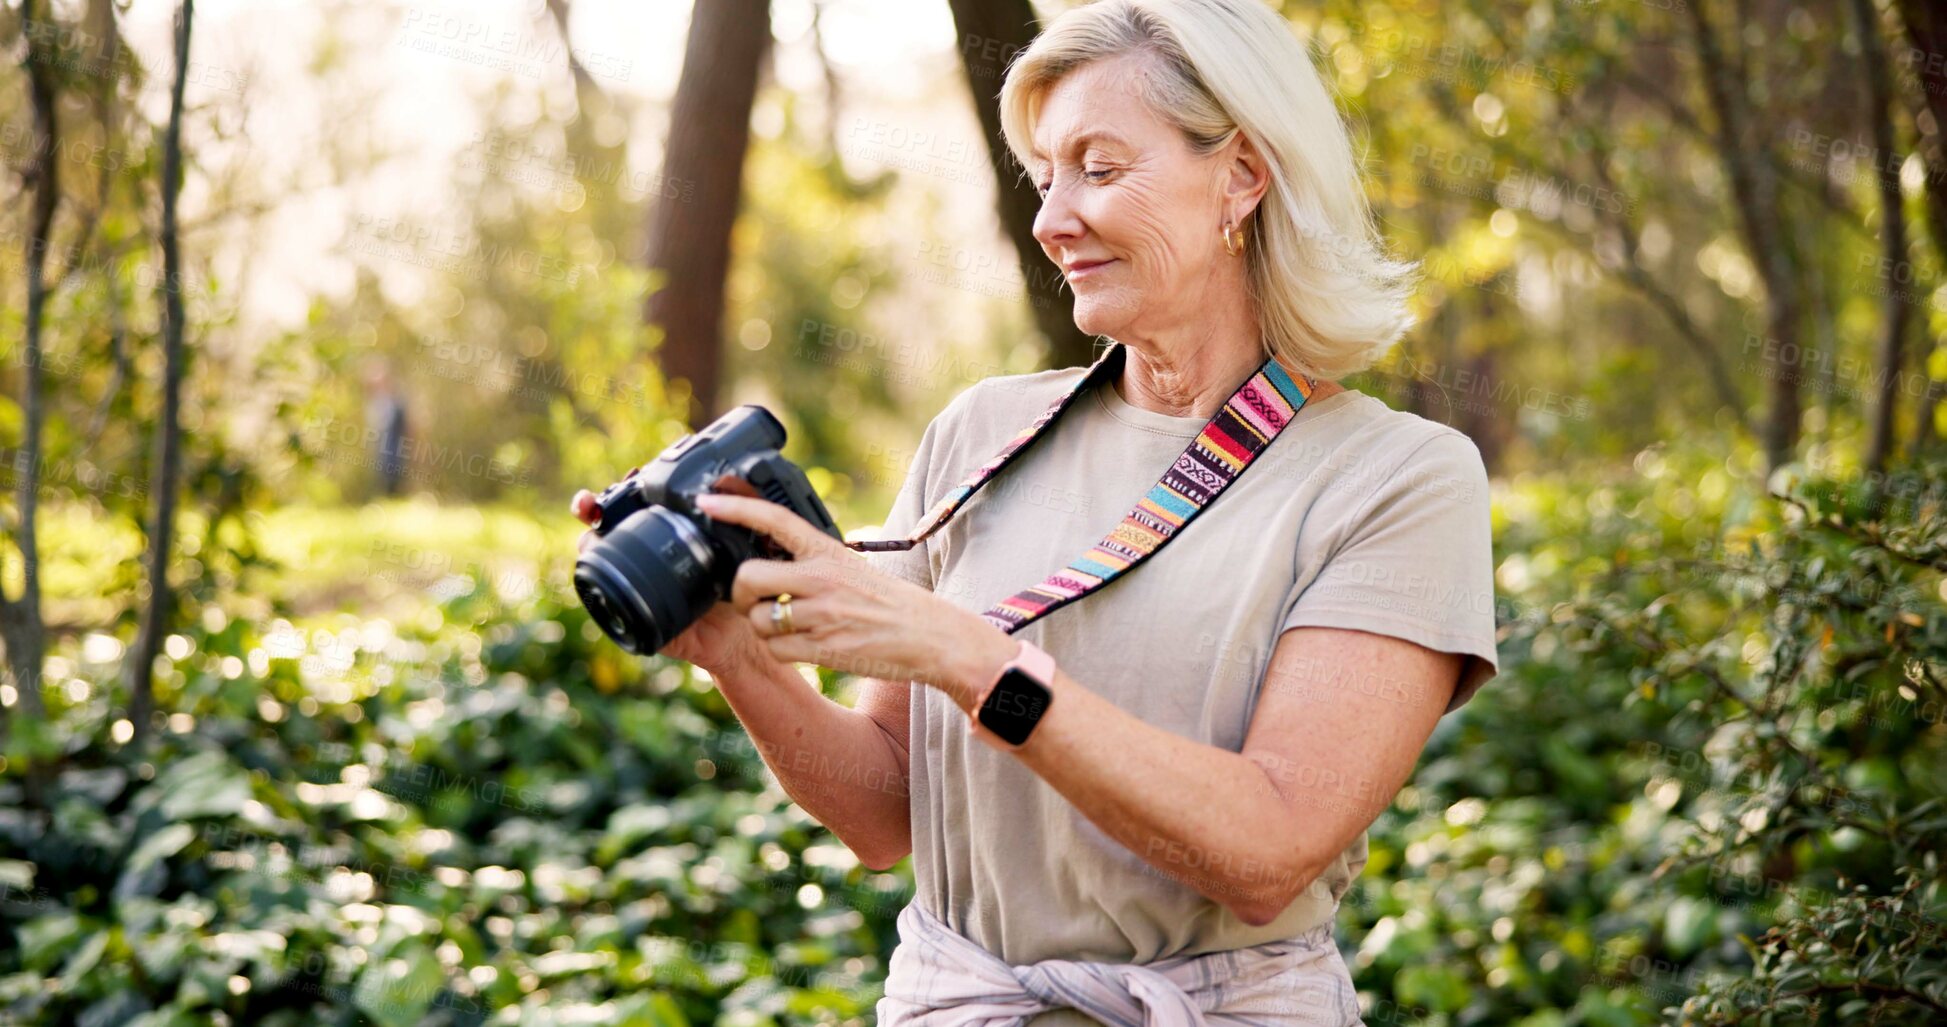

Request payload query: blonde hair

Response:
[998,0,1417,379]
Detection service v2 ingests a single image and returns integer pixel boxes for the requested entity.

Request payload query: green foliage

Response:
[1,567,904,1025]
[1335,448,1947,1025]
[3,1,1944,1025]
[5,450,1941,1024]
[1682,865,1947,1024]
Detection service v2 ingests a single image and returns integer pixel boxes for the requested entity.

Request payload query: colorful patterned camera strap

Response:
[846,342,1320,635]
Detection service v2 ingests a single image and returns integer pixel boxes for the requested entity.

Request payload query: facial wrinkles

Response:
[1033,57,1219,332]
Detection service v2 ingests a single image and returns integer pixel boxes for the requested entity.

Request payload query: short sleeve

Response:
[858,401,955,593]
[1279,429,1500,714]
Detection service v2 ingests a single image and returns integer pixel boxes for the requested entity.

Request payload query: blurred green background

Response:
[1,0,1945,1024]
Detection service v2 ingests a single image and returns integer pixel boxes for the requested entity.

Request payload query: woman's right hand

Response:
[571,480,791,683]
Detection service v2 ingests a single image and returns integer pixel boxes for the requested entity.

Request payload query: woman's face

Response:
[1029,52,1255,342]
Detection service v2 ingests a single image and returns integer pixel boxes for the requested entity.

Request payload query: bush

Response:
[3,450,1942,1025]
[1338,451,1947,1026]
[2,574,900,1026]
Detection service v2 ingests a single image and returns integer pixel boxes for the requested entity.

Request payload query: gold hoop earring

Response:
[1222,220,1244,257]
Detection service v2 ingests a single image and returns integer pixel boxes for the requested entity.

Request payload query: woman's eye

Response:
[1032,168,1111,199]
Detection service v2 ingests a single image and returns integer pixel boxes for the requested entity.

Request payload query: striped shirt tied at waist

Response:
[876,900,1363,1026]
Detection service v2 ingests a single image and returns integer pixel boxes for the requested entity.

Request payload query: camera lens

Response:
[573,507,721,654]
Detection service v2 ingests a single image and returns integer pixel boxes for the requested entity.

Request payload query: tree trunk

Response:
[1689,1,1802,472]
[127,0,194,739]
[2,0,61,724]
[544,0,603,108]
[1893,0,1947,143]
[643,0,770,426]
[1858,0,1911,473]
[1893,0,1947,452]
[945,0,1096,371]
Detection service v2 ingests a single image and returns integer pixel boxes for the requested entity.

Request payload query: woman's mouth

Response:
[1065,259,1116,281]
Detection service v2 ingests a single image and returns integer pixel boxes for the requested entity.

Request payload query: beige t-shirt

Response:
[864,363,1499,1025]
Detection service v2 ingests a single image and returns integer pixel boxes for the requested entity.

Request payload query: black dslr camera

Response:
[573,405,844,655]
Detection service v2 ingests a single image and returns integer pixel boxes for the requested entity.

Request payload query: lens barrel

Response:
[572,506,720,654]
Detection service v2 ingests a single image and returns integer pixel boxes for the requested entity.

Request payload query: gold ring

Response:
[770,593,795,635]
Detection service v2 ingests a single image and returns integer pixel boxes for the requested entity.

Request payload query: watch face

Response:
[977,668,1052,746]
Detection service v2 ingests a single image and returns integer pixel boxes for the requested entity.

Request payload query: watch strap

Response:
[968,639,1057,749]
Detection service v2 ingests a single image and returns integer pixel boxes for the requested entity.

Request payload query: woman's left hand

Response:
[695,491,1017,710]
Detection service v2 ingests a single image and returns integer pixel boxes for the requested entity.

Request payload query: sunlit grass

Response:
[45,498,584,632]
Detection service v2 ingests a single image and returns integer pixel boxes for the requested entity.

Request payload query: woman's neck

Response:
[1112,335,1340,419]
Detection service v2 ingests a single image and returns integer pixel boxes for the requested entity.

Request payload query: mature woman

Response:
[575,0,1497,1023]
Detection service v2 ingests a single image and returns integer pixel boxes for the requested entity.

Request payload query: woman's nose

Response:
[1032,180,1085,253]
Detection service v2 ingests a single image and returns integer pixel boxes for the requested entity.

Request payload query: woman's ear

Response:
[1222,131,1272,224]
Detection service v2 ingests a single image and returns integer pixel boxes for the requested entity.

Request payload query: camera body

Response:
[573,405,843,655]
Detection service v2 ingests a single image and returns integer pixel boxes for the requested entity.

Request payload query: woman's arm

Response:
[692,490,1462,924]
[949,624,1456,925]
[709,661,914,871]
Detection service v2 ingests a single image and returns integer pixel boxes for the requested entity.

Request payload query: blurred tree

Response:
[1893,0,1947,159]
[1,0,60,725]
[1686,1,1803,471]
[126,0,195,740]
[644,0,772,425]
[1893,0,1947,450]
[545,0,605,117]
[1857,0,1912,474]
[946,0,1096,371]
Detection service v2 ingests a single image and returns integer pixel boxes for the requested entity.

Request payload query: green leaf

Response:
[57,930,109,991]
[611,991,692,1027]
[1663,896,1714,957]
[126,824,196,873]
[1396,963,1471,1013]
[18,913,82,971]
[147,751,252,821]
[353,941,444,1027]
[0,859,35,891]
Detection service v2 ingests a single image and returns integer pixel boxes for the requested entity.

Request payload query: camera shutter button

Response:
[659,434,696,461]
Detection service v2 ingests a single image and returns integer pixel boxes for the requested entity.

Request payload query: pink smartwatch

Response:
[967,639,1057,749]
